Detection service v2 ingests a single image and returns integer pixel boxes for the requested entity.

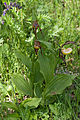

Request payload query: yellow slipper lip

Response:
[34,45,40,49]
[61,48,72,55]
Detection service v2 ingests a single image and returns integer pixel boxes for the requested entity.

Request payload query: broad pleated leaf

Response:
[12,74,32,96]
[45,74,75,96]
[15,50,32,70]
[3,113,19,120]
[24,98,42,108]
[34,83,42,97]
[39,40,53,51]
[38,53,56,84]
[1,102,18,111]
[33,61,44,83]
[36,27,50,41]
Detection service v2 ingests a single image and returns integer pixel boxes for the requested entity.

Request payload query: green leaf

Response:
[52,28,64,36]
[24,98,42,108]
[38,53,56,84]
[29,114,37,120]
[49,103,60,115]
[1,102,18,111]
[3,113,20,120]
[0,83,8,95]
[32,9,37,21]
[34,61,44,83]
[15,50,32,70]
[34,83,42,97]
[12,74,32,96]
[77,75,80,80]
[0,38,4,44]
[2,43,9,51]
[36,26,50,41]
[39,40,53,51]
[45,74,75,96]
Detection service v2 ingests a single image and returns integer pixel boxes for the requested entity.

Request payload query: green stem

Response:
[31,54,35,97]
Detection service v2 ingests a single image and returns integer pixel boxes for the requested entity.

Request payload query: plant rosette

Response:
[61,48,72,55]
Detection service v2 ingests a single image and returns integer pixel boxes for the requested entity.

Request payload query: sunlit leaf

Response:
[34,83,42,97]
[45,74,75,96]
[38,53,56,84]
[3,113,19,120]
[39,40,53,51]
[24,98,42,108]
[1,102,18,111]
[33,61,44,83]
[12,74,32,96]
[15,50,32,70]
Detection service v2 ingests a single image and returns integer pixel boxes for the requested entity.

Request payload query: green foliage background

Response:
[0,0,80,119]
